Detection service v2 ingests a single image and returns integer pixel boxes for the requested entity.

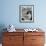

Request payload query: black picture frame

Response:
[19,5,34,23]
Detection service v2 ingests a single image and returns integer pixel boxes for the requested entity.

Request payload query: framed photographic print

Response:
[19,5,34,23]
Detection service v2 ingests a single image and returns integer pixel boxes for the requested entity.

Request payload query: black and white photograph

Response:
[19,5,34,23]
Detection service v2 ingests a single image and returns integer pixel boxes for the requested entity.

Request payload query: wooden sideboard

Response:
[2,30,45,46]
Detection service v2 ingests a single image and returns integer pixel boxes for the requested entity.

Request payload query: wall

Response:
[0,0,46,29]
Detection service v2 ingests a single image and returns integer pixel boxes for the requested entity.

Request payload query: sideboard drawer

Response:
[3,32,23,36]
[32,36,45,44]
[24,32,44,36]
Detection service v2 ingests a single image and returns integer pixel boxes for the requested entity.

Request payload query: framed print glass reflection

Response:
[19,5,34,23]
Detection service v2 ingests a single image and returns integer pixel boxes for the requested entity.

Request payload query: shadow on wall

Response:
[0,24,7,43]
